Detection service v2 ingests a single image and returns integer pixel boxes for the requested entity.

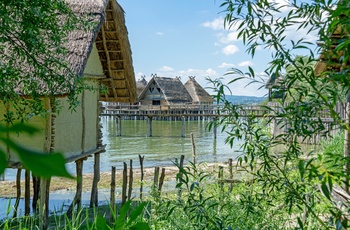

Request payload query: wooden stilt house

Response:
[184,76,214,105]
[138,75,192,106]
[0,0,136,222]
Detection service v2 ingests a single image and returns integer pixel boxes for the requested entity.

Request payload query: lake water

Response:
[1,116,243,219]
[3,116,243,179]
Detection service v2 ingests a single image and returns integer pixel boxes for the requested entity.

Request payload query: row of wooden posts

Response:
[7,132,238,226]
[114,116,218,138]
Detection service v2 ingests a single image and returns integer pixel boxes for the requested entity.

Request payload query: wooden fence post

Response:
[110,166,116,223]
[158,168,166,195]
[191,133,196,164]
[139,155,145,200]
[122,162,128,205]
[154,167,160,195]
[128,160,133,201]
[219,166,224,192]
[177,155,185,199]
[228,159,233,193]
[13,168,22,218]
[25,169,30,216]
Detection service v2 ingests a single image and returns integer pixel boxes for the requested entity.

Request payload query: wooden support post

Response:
[139,155,145,200]
[158,168,166,195]
[39,178,51,230]
[110,166,116,223]
[128,159,133,201]
[32,176,40,212]
[147,116,153,137]
[90,153,100,208]
[181,116,185,138]
[219,166,224,192]
[214,117,217,139]
[191,133,196,165]
[228,159,233,193]
[122,162,127,205]
[13,168,22,218]
[117,116,122,136]
[67,160,83,217]
[25,169,30,216]
[154,167,160,195]
[177,155,185,199]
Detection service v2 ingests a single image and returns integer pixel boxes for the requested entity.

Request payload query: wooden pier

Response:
[101,103,268,119]
[100,102,346,144]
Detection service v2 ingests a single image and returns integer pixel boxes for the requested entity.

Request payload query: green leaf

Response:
[114,200,131,230]
[129,202,146,224]
[95,215,111,230]
[130,222,150,230]
[0,150,7,176]
[321,181,331,200]
[1,137,73,179]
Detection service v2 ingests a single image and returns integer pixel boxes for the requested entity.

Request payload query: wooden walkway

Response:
[101,103,268,118]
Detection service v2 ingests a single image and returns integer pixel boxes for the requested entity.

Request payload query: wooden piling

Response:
[13,168,22,218]
[110,166,116,223]
[154,167,160,193]
[219,166,224,192]
[191,133,196,164]
[25,169,30,216]
[214,117,217,139]
[147,116,153,137]
[67,159,83,217]
[122,162,127,205]
[177,155,185,199]
[39,178,51,230]
[128,159,133,201]
[117,116,122,136]
[181,116,185,137]
[32,176,40,212]
[158,168,166,195]
[139,155,145,200]
[90,153,100,207]
[228,159,233,193]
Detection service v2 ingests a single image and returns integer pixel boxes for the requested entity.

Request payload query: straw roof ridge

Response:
[154,77,192,104]
[184,77,214,103]
[138,76,192,104]
[65,0,108,77]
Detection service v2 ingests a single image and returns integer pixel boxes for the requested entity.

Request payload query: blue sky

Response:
[117,0,318,97]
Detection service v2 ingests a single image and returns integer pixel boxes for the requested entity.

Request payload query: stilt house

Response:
[184,76,214,105]
[0,0,136,218]
[138,76,192,105]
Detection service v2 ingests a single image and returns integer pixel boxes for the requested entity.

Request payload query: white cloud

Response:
[219,62,235,68]
[178,68,217,77]
[219,31,241,43]
[159,66,174,71]
[238,61,254,67]
[156,32,164,36]
[222,45,239,55]
[202,17,224,30]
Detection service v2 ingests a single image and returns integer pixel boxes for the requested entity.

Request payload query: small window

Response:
[152,100,160,105]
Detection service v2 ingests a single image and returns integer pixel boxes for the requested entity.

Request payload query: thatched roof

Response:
[265,72,283,89]
[136,77,148,97]
[6,0,136,103]
[95,0,136,103]
[314,21,350,76]
[184,76,214,103]
[139,76,192,104]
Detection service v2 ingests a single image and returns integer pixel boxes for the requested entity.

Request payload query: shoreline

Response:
[0,162,229,198]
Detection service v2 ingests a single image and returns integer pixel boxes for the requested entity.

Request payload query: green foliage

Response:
[0,0,86,120]
[0,123,72,178]
[209,0,350,229]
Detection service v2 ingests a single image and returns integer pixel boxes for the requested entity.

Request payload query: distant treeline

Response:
[224,95,266,105]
